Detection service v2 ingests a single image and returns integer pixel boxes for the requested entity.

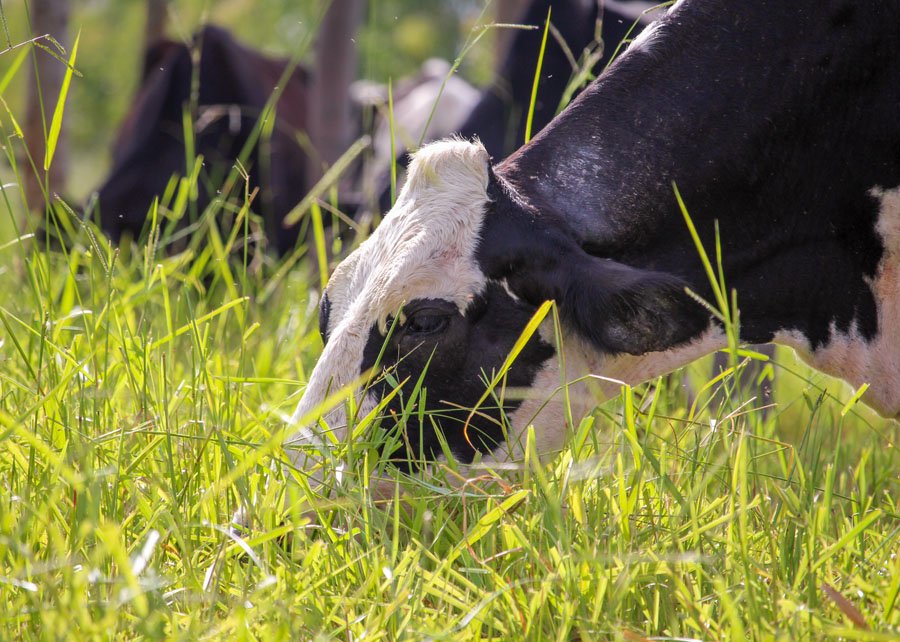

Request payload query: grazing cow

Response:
[287,0,900,475]
[92,25,310,255]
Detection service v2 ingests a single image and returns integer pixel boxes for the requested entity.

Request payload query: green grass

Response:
[0,187,897,642]
[1,9,898,641]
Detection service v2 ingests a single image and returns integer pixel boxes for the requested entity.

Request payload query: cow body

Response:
[289,0,900,473]
[93,25,310,255]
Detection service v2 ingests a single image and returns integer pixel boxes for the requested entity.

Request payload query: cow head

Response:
[287,138,708,474]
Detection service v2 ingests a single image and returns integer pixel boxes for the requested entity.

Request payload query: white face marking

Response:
[285,139,492,467]
[775,186,900,418]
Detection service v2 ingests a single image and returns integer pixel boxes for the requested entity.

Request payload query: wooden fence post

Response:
[307,0,364,187]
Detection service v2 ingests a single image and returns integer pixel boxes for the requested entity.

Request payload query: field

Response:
[0,2,898,640]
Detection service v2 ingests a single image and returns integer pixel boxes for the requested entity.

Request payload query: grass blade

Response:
[44,29,80,171]
[524,7,551,144]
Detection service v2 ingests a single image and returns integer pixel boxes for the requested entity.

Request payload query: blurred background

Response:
[0,0,499,206]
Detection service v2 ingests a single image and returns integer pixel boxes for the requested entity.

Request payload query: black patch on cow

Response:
[480,168,711,355]
[357,284,555,467]
[829,3,856,28]
[319,292,331,345]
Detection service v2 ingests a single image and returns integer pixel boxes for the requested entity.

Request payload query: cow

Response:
[285,0,900,479]
[90,25,310,256]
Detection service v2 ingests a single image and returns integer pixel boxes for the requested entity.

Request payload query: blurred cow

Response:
[91,25,310,255]
[91,4,657,252]
[352,58,482,209]
[457,0,661,160]
[367,0,661,212]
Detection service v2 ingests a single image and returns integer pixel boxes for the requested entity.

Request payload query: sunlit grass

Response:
[0,179,897,640]
[0,9,898,641]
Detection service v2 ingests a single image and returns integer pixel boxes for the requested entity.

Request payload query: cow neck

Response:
[496,0,900,342]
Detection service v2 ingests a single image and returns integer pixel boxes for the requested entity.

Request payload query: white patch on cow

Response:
[285,139,492,471]
[775,186,900,418]
[874,186,900,255]
[476,325,726,468]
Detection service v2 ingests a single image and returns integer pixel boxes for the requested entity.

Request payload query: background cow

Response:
[90,2,658,256]
[287,0,900,475]
[456,0,660,161]
[368,0,660,213]
[91,25,310,256]
[352,58,482,212]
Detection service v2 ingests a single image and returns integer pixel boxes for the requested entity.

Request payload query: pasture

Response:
[0,1,898,639]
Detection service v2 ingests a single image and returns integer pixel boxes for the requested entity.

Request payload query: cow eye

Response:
[405,310,451,335]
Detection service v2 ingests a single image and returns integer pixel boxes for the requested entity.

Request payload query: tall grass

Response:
[0,12,898,642]
[2,151,898,642]
[1,210,897,639]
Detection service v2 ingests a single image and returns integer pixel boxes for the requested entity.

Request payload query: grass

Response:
[1,9,898,642]
[0,180,897,642]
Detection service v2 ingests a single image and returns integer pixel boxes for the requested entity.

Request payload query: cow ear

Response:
[480,167,708,355]
[562,256,710,355]
[196,25,267,104]
[506,253,709,355]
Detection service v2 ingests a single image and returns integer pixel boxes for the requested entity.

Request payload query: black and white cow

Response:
[288,0,900,474]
